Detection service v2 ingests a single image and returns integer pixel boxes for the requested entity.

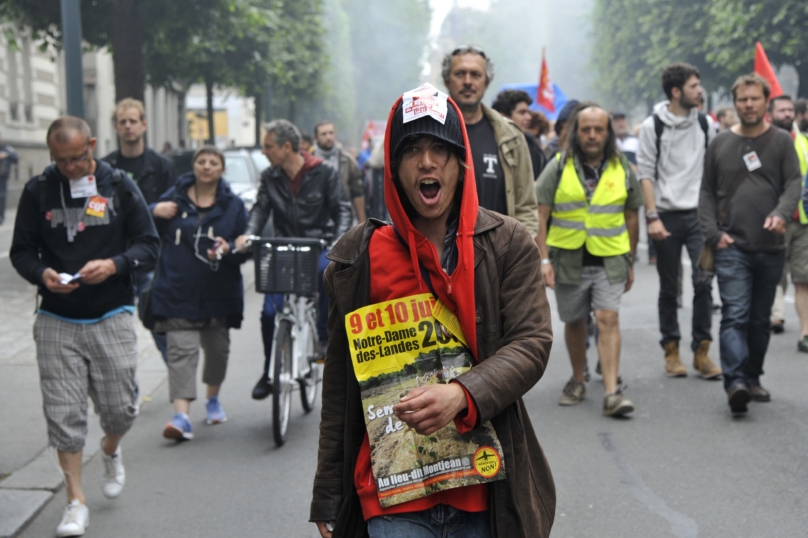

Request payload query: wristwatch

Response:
[541,258,551,266]
[646,211,660,225]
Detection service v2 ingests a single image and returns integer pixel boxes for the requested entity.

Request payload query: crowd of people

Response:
[6,42,808,538]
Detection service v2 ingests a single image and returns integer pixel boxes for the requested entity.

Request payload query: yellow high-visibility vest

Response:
[795,131,808,224]
[546,155,630,256]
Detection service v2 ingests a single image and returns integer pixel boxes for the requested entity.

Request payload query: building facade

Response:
[0,26,185,211]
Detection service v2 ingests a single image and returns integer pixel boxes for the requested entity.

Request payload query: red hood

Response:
[382,96,480,359]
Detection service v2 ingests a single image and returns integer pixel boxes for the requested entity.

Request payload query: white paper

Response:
[402,83,449,125]
[69,175,98,198]
[743,151,762,172]
[58,272,82,285]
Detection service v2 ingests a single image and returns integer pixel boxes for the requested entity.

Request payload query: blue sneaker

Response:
[163,413,193,441]
[206,396,227,425]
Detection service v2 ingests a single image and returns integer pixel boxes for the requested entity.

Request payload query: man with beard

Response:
[637,63,720,381]
[535,102,642,416]
[767,95,808,347]
[313,121,366,223]
[442,45,539,238]
[699,74,802,413]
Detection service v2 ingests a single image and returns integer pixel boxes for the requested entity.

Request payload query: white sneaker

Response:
[56,499,89,537]
[100,437,125,499]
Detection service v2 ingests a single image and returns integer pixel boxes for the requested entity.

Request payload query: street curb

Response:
[0,261,256,537]
[0,490,52,538]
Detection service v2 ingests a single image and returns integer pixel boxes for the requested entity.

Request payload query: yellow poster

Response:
[346,293,505,507]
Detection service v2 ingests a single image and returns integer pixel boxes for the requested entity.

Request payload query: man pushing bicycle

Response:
[235,119,352,400]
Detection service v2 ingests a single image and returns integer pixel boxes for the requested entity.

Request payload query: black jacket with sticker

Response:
[10,160,159,319]
[102,146,177,205]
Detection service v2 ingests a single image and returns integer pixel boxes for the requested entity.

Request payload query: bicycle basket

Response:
[254,238,323,295]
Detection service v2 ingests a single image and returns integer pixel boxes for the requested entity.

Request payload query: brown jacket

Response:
[310,208,556,538]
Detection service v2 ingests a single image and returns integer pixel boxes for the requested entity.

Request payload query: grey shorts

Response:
[555,266,625,323]
[786,221,808,283]
[34,312,139,453]
[166,321,230,402]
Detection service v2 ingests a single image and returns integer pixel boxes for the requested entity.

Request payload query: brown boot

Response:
[693,340,722,380]
[664,341,687,377]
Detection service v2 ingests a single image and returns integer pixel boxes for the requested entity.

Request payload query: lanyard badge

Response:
[68,175,98,198]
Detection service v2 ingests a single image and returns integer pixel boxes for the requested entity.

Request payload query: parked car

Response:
[223,149,273,236]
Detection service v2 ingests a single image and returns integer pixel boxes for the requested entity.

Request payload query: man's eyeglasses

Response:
[52,147,91,168]
[451,45,487,59]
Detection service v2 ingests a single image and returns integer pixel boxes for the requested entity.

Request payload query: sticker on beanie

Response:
[402,83,449,125]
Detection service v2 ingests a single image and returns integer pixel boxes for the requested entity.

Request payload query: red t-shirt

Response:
[355,226,488,521]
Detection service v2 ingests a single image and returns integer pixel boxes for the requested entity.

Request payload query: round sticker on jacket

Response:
[45,211,53,221]
[77,222,86,232]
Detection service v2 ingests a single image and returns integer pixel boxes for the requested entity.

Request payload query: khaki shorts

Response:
[786,221,808,284]
[555,266,625,323]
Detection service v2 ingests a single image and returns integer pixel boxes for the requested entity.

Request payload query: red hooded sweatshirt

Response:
[354,94,487,520]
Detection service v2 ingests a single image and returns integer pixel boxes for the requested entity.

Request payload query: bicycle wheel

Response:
[272,320,293,446]
[299,315,319,413]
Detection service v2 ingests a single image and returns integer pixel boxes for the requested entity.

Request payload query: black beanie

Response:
[389,99,466,163]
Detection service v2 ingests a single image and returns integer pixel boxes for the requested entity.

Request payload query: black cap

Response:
[389,99,466,163]
[554,99,580,135]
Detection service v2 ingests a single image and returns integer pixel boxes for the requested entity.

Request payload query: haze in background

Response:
[428,0,595,103]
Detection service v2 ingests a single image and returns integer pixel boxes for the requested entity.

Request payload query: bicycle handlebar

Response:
[233,236,329,254]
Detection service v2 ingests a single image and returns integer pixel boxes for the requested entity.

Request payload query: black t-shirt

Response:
[116,153,146,182]
[466,117,507,215]
[582,160,606,266]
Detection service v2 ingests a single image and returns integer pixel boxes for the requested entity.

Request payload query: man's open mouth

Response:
[419,179,441,205]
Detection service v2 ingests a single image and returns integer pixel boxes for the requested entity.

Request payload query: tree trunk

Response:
[289,99,296,124]
[110,0,145,103]
[206,77,215,145]
[797,62,808,99]
[254,92,262,147]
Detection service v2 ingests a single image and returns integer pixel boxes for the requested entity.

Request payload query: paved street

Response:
[3,239,808,537]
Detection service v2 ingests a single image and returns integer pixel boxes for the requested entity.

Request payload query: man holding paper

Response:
[310,84,555,538]
[10,116,158,537]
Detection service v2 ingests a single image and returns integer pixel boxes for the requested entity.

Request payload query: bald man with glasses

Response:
[10,116,158,537]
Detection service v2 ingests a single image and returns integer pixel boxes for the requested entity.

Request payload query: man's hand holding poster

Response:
[346,293,505,507]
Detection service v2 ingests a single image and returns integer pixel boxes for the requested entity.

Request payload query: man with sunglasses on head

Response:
[441,45,539,238]
[10,116,158,537]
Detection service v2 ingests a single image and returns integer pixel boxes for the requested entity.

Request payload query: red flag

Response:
[537,48,554,113]
[754,42,783,98]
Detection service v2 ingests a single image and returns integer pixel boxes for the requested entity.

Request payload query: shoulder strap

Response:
[653,114,664,180]
[36,175,48,213]
[389,224,470,350]
[717,126,778,225]
[697,112,709,152]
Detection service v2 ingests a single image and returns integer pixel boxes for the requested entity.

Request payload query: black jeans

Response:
[653,210,713,351]
[714,245,785,391]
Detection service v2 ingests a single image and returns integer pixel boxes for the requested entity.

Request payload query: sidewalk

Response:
[0,262,255,538]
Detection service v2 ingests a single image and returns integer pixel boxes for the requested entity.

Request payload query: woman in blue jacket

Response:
[150,146,249,441]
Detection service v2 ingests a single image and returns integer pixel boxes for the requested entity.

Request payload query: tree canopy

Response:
[591,0,808,111]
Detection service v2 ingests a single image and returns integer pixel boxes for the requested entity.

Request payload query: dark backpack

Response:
[653,112,709,180]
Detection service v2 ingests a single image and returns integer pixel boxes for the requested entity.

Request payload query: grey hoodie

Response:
[637,101,715,211]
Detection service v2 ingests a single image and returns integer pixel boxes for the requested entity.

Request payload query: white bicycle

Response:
[238,236,324,446]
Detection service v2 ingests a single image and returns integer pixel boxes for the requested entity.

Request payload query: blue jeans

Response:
[134,270,168,363]
[367,506,491,538]
[260,250,329,374]
[714,245,785,391]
